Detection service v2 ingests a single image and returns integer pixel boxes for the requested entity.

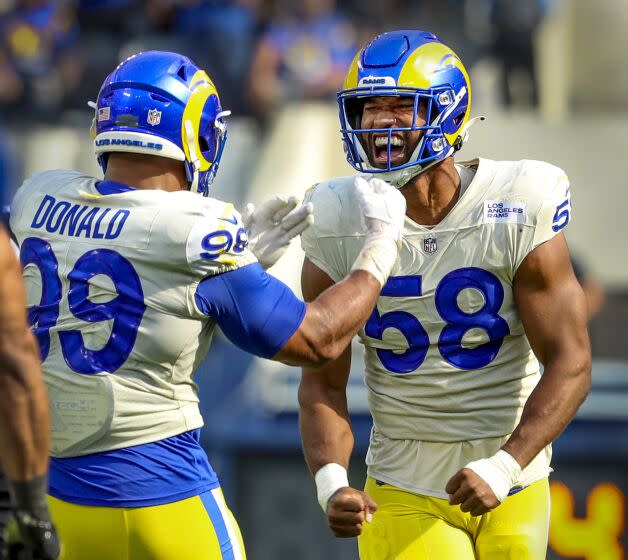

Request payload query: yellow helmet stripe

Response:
[181,70,219,171]
[398,42,471,144]
[399,42,455,88]
[343,51,361,90]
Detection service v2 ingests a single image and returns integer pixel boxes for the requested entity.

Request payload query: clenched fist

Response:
[445,468,500,517]
[325,487,377,538]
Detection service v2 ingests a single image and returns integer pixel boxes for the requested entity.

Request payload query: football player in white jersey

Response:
[9,51,406,560]
[298,30,592,559]
[0,224,59,557]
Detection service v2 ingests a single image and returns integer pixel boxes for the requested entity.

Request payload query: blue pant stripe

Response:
[199,490,235,560]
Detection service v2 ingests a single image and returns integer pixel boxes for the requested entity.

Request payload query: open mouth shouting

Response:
[369,132,409,167]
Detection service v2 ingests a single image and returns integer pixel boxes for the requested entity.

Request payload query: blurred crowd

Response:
[0,0,551,124]
[0,0,553,198]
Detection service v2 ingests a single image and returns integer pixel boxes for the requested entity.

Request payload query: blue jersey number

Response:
[20,237,62,361]
[200,227,248,260]
[365,267,509,373]
[20,237,146,374]
[552,187,571,232]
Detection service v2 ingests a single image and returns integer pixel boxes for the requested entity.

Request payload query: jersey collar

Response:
[95,180,137,195]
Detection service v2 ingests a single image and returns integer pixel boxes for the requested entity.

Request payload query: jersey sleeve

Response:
[513,162,572,271]
[9,170,68,240]
[300,182,350,283]
[185,200,257,277]
[194,262,306,358]
[532,173,571,248]
[9,172,44,233]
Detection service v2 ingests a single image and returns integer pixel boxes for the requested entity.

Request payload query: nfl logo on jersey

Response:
[147,109,162,126]
[423,237,438,255]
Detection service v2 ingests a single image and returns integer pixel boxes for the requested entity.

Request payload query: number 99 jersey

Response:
[301,158,572,498]
[9,170,256,458]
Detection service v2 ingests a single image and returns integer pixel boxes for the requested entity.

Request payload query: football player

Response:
[0,226,59,557]
[9,51,406,559]
[298,30,592,559]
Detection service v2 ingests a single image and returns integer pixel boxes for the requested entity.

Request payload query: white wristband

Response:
[314,463,349,512]
[463,450,522,503]
[350,234,399,287]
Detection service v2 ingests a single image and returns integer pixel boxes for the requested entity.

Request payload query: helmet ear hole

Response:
[198,136,209,153]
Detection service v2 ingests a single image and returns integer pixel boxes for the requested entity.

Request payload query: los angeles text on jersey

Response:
[30,194,129,239]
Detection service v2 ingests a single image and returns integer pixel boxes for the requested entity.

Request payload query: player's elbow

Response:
[574,351,592,405]
[558,345,592,408]
[297,376,321,409]
[294,308,346,366]
[305,327,346,367]
[274,328,342,367]
[299,340,340,368]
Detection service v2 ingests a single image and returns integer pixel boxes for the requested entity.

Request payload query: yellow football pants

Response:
[359,476,550,560]
[49,488,246,560]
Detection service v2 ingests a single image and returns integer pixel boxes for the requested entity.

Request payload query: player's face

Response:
[360,96,427,169]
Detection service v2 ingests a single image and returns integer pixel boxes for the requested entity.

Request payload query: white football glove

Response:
[351,176,406,286]
[243,195,314,270]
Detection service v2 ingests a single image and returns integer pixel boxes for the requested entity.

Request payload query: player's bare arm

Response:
[507,233,591,465]
[273,177,405,367]
[0,226,49,481]
[276,268,382,367]
[447,233,591,516]
[0,226,60,559]
[298,258,377,538]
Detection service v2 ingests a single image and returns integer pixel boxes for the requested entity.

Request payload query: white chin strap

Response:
[378,158,444,188]
[184,119,201,194]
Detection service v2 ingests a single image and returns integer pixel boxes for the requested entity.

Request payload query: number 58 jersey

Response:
[10,170,256,458]
[301,158,572,497]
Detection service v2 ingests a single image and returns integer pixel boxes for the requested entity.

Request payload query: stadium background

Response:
[1,0,626,558]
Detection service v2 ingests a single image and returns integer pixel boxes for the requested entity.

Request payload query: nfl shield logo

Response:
[147,109,161,126]
[423,237,438,255]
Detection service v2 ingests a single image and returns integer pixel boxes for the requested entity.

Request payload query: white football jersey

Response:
[10,170,256,457]
[301,158,571,497]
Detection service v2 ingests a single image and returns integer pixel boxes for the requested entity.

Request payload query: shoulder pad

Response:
[509,160,571,248]
[23,169,86,190]
[303,176,363,238]
[10,170,85,226]
[509,159,569,202]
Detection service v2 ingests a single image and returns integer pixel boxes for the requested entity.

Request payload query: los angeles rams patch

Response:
[484,200,526,224]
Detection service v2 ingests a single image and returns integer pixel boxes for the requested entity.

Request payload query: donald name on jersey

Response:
[30,194,130,240]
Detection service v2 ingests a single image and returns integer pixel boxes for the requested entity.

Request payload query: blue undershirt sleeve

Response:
[194,262,306,359]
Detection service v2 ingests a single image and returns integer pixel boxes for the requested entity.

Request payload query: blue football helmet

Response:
[90,51,230,196]
[338,30,472,186]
